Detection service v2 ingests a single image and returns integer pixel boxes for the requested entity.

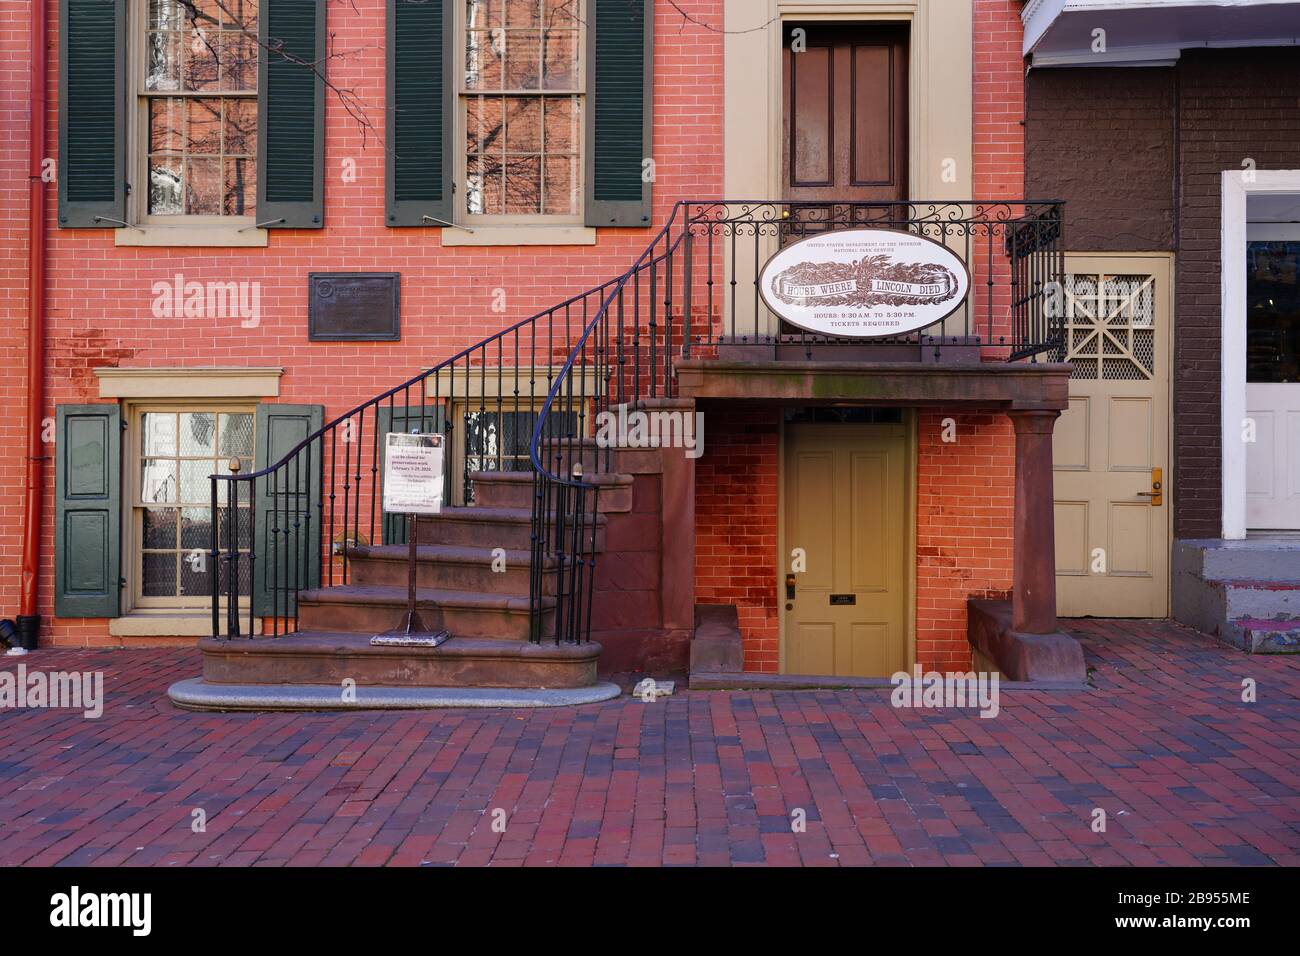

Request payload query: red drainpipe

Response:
[19,0,48,650]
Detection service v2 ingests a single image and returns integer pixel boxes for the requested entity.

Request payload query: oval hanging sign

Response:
[758,227,971,338]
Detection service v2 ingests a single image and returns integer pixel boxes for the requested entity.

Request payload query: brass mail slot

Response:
[829,594,856,606]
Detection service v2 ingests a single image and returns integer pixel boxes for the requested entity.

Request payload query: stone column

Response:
[1008,408,1061,634]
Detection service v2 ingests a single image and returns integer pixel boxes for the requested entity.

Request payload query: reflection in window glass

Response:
[1247,242,1300,383]
[144,0,258,216]
[136,410,254,602]
[463,0,582,217]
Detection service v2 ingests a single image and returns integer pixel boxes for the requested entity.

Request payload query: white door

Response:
[1245,240,1300,529]
[1053,257,1171,617]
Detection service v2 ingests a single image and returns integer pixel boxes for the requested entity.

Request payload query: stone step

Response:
[347,543,554,596]
[197,632,601,689]
[471,470,634,512]
[1220,579,1300,620]
[1176,538,1300,583]
[540,438,670,477]
[415,505,606,551]
[1227,617,1300,654]
[297,584,553,641]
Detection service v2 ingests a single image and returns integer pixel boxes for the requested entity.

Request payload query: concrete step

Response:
[471,470,634,512]
[197,632,601,689]
[297,584,553,640]
[1226,617,1300,654]
[347,543,554,596]
[1220,579,1300,620]
[415,505,606,551]
[1175,538,1300,583]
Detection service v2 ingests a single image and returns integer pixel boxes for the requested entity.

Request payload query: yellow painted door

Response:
[783,422,909,676]
[1053,256,1171,617]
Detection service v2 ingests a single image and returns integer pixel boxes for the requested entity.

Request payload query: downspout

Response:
[18,0,48,650]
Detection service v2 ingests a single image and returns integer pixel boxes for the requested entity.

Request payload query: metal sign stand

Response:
[373,514,450,647]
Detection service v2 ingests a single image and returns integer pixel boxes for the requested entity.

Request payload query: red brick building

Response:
[4,0,1084,702]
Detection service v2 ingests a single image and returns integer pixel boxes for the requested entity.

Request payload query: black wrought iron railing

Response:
[210,199,1064,643]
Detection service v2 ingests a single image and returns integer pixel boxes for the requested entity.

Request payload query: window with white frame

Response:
[140,0,258,219]
[462,0,583,219]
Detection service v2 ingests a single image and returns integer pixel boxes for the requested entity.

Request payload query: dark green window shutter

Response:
[58,0,127,228]
[376,404,446,543]
[387,0,455,227]
[252,404,324,616]
[54,405,121,617]
[585,0,653,227]
[258,0,326,229]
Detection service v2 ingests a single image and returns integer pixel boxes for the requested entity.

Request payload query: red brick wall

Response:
[692,0,1024,674]
[915,409,1014,670]
[2,0,724,645]
[693,405,779,672]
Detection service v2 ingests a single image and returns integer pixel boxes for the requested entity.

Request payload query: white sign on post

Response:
[382,433,444,515]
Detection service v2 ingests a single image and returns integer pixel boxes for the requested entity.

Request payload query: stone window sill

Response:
[440,224,597,247]
[114,223,269,248]
[109,612,225,638]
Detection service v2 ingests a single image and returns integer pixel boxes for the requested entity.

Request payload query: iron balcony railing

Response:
[209,199,1064,643]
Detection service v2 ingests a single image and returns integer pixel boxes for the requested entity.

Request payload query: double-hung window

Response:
[141,0,259,220]
[386,0,653,231]
[59,0,325,233]
[462,0,583,220]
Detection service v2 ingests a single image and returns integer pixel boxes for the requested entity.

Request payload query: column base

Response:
[967,599,1087,682]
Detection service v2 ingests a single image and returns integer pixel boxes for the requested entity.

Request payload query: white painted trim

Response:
[1219,169,1300,539]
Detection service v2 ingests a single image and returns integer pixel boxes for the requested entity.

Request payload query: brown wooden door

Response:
[782,24,908,204]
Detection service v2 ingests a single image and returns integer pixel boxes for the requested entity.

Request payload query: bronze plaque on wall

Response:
[308,273,400,341]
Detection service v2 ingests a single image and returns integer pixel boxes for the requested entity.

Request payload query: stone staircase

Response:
[194,468,628,696]
[175,396,699,709]
[1173,539,1300,653]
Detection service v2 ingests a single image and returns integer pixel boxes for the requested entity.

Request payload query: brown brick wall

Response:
[1173,49,1300,537]
[1025,67,1176,251]
[1026,51,1300,538]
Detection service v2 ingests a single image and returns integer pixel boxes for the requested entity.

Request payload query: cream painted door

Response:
[1053,256,1171,617]
[783,422,909,676]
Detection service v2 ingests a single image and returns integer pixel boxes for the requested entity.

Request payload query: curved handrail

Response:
[209,278,621,489]
[527,199,693,487]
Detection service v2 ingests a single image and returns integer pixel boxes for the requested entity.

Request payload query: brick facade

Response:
[8,0,1035,671]
[1024,49,1300,538]
[1174,49,1300,538]
[1025,67,1176,252]
[691,0,1026,673]
[2,0,723,646]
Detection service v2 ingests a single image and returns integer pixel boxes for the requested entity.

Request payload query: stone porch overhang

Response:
[676,359,1072,410]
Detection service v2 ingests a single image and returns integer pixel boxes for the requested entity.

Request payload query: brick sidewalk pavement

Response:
[0,619,1296,866]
